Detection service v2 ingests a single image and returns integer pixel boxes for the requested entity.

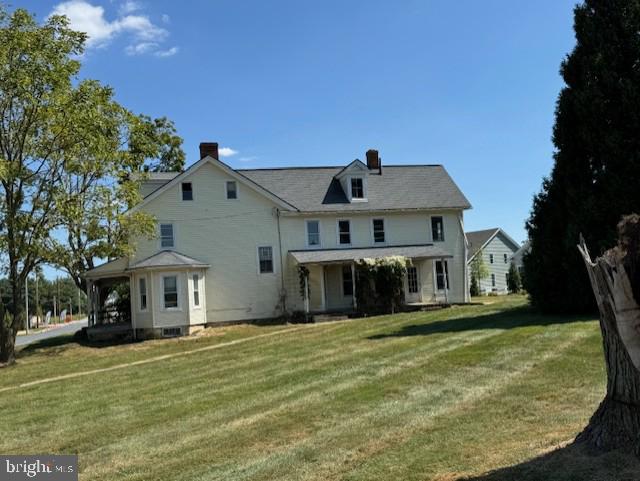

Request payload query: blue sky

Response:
[22,0,577,277]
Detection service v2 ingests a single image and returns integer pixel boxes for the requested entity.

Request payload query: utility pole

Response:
[53,295,57,321]
[69,299,72,319]
[24,278,29,334]
[77,288,81,317]
[35,274,39,329]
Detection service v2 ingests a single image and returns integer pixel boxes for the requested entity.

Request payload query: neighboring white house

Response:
[85,143,472,338]
[466,228,521,295]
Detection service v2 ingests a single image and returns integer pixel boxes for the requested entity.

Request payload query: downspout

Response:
[458,213,470,302]
[276,208,287,313]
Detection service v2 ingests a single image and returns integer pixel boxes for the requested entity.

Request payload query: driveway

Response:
[16,319,87,347]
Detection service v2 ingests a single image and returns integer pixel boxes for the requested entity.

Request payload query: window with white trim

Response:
[407,266,419,293]
[372,218,385,243]
[181,182,193,201]
[258,246,274,274]
[342,265,353,296]
[435,260,449,290]
[139,277,147,311]
[491,273,496,287]
[431,216,444,242]
[350,177,364,199]
[192,273,200,307]
[306,220,321,247]
[489,254,494,264]
[163,275,178,309]
[338,220,351,245]
[504,253,508,264]
[160,223,175,249]
[226,181,237,199]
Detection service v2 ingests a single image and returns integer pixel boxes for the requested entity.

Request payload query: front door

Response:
[405,266,421,303]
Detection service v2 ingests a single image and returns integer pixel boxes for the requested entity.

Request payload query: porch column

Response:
[320,265,326,312]
[442,257,449,305]
[86,280,93,327]
[304,273,310,314]
[351,262,357,310]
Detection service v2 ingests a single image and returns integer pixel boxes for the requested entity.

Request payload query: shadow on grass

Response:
[17,331,135,359]
[369,305,591,340]
[458,442,640,481]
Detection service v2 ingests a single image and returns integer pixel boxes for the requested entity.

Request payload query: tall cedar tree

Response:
[524,0,640,313]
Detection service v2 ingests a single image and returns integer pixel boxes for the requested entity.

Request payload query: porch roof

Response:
[129,250,210,271]
[289,244,452,265]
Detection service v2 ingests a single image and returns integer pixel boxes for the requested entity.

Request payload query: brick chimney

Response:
[366,149,380,171]
[199,142,219,160]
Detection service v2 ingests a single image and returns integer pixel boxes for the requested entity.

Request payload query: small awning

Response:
[289,244,452,265]
[128,250,210,271]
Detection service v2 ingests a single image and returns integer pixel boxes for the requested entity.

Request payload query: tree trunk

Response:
[0,323,17,366]
[576,227,640,454]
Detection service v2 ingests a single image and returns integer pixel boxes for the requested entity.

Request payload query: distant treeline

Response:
[0,276,86,317]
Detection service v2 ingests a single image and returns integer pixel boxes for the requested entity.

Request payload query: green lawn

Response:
[0,295,636,480]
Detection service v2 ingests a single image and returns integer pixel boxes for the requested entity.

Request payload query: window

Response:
[163,275,178,309]
[407,266,419,293]
[160,223,175,248]
[139,277,147,311]
[491,273,496,287]
[192,274,200,307]
[306,220,321,247]
[162,327,181,337]
[373,218,385,243]
[338,220,351,245]
[181,182,193,201]
[226,181,237,199]
[342,265,354,296]
[505,273,509,285]
[504,253,508,264]
[350,177,364,199]
[431,216,444,242]
[435,260,449,290]
[258,246,274,274]
[489,254,494,264]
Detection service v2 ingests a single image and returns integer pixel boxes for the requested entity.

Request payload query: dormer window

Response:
[350,177,364,199]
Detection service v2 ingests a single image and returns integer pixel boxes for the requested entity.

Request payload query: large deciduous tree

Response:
[577,214,640,454]
[524,0,640,313]
[0,8,184,365]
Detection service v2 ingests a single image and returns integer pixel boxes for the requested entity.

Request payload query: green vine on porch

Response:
[297,265,310,300]
[355,256,409,315]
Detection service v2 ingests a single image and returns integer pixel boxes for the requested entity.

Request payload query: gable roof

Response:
[466,228,520,262]
[130,156,298,213]
[129,250,209,270]
[334,159,369,179]
[239,164,471,213]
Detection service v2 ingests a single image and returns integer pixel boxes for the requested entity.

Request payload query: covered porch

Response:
[289,244,453,316]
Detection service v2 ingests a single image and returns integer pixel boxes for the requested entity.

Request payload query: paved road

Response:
[16,319,87,347]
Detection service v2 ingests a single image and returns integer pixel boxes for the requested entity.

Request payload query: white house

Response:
[466,228,521,294]
[85,143,472,339]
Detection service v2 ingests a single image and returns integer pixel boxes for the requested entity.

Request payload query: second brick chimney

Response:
[366,149,380,171]
[199,142,219,160]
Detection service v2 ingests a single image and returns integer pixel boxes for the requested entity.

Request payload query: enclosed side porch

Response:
[289,244,454,316]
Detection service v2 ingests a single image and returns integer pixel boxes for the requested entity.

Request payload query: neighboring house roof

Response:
[512,240,531,267]
[83,256,130,279]
[466,228,521,262]
[289,244,452,264]
[239,165,471,212]
[129,250,210,270]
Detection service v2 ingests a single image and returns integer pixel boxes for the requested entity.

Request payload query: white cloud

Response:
[161,13,170,24]
[50,0,177,57]
[219,147,238,158]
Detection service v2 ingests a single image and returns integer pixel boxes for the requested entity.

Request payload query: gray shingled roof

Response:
[238,165,471,212]
[129,251,210,270]
[289,244,452,264]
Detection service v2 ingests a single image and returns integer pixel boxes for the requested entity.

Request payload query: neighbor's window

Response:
[160,223,175,248]
[306,220,321,247]
[491,273,496,287]
[338,220,351,245]
[504,253,508,264]
[258,246,274,274]
[163,275,178,309]
[489,254,494,264]
[350,177,364,199]
[431,216,444,242]
[342,265,354,296]
[181,182,193,201]
[407,266,419,293]
[139,277,147,311]
[435,260,449,290]
[373,218,385,243]
[226,181,237,199]
[192,274,200,307]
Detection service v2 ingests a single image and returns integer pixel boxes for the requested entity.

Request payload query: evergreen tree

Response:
[506,263,522,294]
[525,0,640,313]
[470,274,480,297]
